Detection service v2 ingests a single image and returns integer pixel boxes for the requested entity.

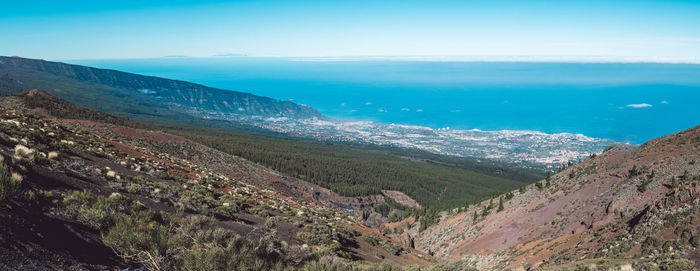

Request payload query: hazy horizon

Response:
[51,55,700,65]
[69,58,700,144]
[2,1,699,60]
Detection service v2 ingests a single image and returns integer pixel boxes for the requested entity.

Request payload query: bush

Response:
[643,236,664,251]
[638,179,652,192]
[504,192,514,200]
[360,234,381,246]
[382,242,403,256]
[690,235,700,248]
[301,258,402,271]
[519,185,527,193]
[0,162,21,202]
[24,189,53,206]
[102,212,171,271]
[481,205,491,217]
[63,190,134,229]
[62,189,93,206]
[629,165,639,177]
[535,181,543,190]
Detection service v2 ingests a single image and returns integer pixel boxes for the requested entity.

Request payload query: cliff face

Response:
[417,124,700,270]
[0,56,322,120]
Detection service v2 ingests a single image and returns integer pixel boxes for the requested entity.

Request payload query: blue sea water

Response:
[68,58,700,144]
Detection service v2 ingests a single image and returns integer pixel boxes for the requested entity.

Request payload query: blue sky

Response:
[1,0,700,60]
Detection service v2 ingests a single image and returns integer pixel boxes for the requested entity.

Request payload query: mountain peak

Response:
[26,89,52,98]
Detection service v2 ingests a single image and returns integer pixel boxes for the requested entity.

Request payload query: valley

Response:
[0,58,698,270]
[3,1,699,270]
[0,56,616,169]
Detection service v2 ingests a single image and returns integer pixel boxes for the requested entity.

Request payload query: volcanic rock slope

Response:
[417,124,700,270]
[0,91,430,270]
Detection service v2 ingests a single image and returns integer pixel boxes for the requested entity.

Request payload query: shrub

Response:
[481,206,491,217]
[360,234,381,246]
[642,236,664,251]
[504,192,514,200]
[63,190,134,229]
[24,189,53,206]
[78,196,111,226]
[629,165,639,177]
[102,212,171,271]
[382,242,403,256]
[386,212,402,223]
[0,162,21,202]
[519,185,526,193]
[63,189,94,206]
[211,204,239,220]
[13,144,35,161]
[638,178,652,192]
[690,235,700,248]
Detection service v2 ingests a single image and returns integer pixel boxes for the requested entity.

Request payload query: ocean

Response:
[67,58,700,144]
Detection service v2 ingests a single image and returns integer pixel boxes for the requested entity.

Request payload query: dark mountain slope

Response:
[0,91,435,270]
[0,56,321,121]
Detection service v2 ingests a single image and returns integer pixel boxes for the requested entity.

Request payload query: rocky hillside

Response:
[4,88,698,270]
[0,56,321,120]
[0,91,431,270]
[415,123,700,270]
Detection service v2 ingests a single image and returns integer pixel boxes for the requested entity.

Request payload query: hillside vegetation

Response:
[414,123,700,270]
[0,96,444,270]
[13,90,541,210]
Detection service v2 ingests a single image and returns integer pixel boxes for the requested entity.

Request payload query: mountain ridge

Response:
[0,56,322,120]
